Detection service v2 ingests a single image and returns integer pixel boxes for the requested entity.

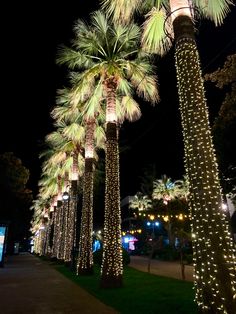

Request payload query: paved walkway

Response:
[0,253,118,314]
[130,255,193,282]
[0,253,193,313]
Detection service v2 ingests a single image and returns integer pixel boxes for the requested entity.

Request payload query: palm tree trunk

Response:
[101,79,123,288]
[65,152,79,264]
[62,180,78,266]
[77,157,94,274]
[173,14,236,313]
[52,200,62,258]
[77,120,96,275]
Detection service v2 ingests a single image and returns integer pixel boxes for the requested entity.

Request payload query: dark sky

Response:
[1,1,236,198]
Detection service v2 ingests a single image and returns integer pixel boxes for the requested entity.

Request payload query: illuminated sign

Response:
[0,226,7,264]
[122,235,138,251]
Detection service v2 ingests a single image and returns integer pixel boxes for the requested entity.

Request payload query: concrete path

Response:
[130,255,194,282]
[0,253,118,314]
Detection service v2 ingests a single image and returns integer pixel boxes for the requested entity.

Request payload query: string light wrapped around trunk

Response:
[173,14,236,313]
[101,122,123,288]
[77,158,94,275]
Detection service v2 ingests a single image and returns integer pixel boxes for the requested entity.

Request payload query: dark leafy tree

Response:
[0,152,32,253]
[205,54,236,196]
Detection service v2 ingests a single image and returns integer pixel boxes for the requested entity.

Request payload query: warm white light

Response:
[106,112,117,122]
[71,172,78,181]
[163,216,169,222]
[170,0,192,22]
[57,193,62,201]
[85,150,94,158]
[62,191,69,200]
[222,203,227,211]
[179,214,184,220]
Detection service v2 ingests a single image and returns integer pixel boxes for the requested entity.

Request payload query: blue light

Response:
[147,222,151,226]
[155,222,160,226]
[0,227,6,262]
[93,240,101,252]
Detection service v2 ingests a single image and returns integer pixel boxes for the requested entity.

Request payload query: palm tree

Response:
[57,11,159,287]
[77,116,106,274]
[130,192,152,212]
[102,0,236,310]
[43,125,85,261]
[152,175,187,246]
[53,89,106,274]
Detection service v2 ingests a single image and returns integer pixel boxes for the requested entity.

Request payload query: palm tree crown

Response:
[101,0,233,55]
[57,10,159,123]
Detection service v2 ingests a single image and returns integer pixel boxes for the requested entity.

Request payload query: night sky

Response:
[1,1,236,199]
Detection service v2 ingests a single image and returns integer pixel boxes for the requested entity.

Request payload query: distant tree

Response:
[152,175,188,246]
[139,164,157,197]
[130,192,152,212]
[205,54,236,196]
[0,152,32,252]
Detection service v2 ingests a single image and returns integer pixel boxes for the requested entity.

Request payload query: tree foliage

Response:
[0,152,32,251]
[205,54,236,195]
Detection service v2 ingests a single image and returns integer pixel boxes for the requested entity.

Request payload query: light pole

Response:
[146,220,160,273]
[146,221,160,238]
[62,190,70,262]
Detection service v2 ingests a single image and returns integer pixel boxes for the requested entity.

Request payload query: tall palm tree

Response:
[57,11,159,287]
[51,98,85,264]
[44,126,85,261]
[53,99,105,274]
[102,0,236,309]
[77,116,106,275]
[53,90,106,274]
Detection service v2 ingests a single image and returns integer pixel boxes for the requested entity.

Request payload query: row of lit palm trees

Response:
[32,10,159,287]
[31,0,236,312]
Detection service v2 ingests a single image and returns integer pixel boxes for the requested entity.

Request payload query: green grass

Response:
[53,263,197,314]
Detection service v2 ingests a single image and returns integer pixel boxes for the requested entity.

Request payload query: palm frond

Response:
[51,105,80,123]
[82,82,104,119]
[70,67,100,102]
[127,60,159,103]
[91,11,109,36]
[73,18,90,37]
[45,131,65,147]
[45,151,67,169]
[195,0,233,26]
[142,7,172,56]
[135,74,159,104]
[101,0,142,23]
[94,125,106,149]
[117,76,132,95]
[62,123,85,143]
[114,23,141,53]
[56,45,92,69]
[121,96,141,122]
[56,88,74,105]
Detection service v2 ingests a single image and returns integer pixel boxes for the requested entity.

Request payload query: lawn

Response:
[53,263,198,314]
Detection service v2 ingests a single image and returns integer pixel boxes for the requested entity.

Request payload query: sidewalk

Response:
[0,253,118,314]
[129,255,193,282]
